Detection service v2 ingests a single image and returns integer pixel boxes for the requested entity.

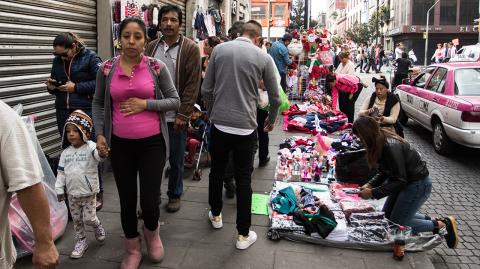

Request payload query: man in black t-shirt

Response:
[392,52,412,90]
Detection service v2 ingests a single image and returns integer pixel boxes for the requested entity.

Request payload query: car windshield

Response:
[455,68,480,96]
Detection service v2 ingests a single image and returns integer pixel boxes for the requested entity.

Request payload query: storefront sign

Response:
[387,27,401,36]
[232,0,237,15]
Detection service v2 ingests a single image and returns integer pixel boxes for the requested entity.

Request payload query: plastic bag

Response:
[279,88,290,112]
[9,115,68,257]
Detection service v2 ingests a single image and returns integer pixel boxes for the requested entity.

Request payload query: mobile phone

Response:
[54,80,66,87]
[369,107,380,117]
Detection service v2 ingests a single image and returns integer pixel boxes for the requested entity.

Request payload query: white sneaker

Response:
[208,211,223,229]
[70,238,88,259]
[236,231,257,250]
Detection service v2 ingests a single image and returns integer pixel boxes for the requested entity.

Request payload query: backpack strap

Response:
[100,56,119,76]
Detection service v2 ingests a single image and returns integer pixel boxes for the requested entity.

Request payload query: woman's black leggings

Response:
[338,84,364,123]
[110,134,166,238]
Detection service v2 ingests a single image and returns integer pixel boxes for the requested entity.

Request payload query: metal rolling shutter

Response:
[0,0,97,157]
[158,0,186,34]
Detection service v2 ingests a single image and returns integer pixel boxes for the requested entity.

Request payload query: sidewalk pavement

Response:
[15,80,435,269]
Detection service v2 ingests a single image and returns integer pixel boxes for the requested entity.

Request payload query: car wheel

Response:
[432,120,453,155]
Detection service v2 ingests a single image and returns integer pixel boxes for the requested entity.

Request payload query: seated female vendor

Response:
[358,76,403,137]
[353,116,459,249]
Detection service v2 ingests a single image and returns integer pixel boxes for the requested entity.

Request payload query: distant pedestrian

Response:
[202,20,281,250]
[270,33,293,91]
[55,110,107,259]
[395,42,404,59]
[431,43,444,63]
[336,51,356,75]
[392,52,412,90]
[408,49,417,64]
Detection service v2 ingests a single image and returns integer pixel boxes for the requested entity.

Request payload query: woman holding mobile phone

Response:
[46,32,105,209]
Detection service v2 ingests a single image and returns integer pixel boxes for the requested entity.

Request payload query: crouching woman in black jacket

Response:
[353,116,459,249]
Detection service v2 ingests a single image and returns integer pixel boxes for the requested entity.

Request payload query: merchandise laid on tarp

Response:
[282,101,351,136]
[267,135,444,252]
[10,105,68,258]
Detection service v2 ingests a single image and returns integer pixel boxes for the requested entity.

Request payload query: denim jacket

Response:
[269,40,292,74]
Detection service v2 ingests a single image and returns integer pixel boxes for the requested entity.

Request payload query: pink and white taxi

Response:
[396,62,480,154]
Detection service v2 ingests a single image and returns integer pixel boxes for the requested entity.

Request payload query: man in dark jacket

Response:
[145,4,202,213]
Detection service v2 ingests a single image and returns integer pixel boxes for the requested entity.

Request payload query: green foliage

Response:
[289,0,305,30]
[331,35,343,46]
[345,22,371,45]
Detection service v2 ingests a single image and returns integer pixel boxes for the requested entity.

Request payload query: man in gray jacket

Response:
[202,20,280,250]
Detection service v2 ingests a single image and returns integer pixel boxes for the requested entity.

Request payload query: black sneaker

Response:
[442,216,459,249]
[259,157,270,167]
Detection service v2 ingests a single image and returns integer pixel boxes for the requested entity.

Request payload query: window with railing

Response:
[412,0,435,25]
[440,0,457,25]
[459,0,479,25]
[251,4,267,20]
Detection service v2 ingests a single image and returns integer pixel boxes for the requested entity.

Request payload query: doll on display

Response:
[292,160,301,181]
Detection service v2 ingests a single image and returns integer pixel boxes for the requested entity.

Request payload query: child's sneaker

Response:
[94,223,106,243]
[208,211,223,229]
[70,238,88,259]
[236,231,257,250]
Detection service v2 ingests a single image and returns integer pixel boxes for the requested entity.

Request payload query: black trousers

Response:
[355,59,364,71]
[111,134,166,238]
[364,58,378,73]
[279,71,287,92]
[392,73,408,91]
[209,126,257,236]
[256,108,269,162]
[338,84,363,123]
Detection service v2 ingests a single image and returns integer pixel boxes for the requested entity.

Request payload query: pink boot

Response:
[121,236,142,269]
[143,225,164,263]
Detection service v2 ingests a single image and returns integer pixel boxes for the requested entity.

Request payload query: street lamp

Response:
[424,0,440,67]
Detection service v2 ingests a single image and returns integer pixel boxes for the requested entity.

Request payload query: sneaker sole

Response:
[236,238,257,250]
[70,245,88,259]
[446,216,459,249]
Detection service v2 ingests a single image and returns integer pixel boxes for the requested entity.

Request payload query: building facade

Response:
[251,0,292,39]
[386,0,479,64]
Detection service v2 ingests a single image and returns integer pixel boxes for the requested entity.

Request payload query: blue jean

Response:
[383,176,434,234]
[167,123,187,199]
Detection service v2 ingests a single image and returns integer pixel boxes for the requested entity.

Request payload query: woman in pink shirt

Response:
[325,72,364,123]
[92,17,179,268]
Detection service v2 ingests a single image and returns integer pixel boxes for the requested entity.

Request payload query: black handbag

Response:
[335,149,375,185]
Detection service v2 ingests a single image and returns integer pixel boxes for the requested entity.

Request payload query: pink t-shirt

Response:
[110,56,160,139]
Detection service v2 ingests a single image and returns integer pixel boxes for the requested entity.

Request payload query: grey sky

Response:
[311,1,328,17]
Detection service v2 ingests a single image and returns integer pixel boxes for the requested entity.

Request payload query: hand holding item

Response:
[359,188,373,199]
[360,183,372,190]
[45,79,57,91]
[120,97,147,116]
[58,81,76,93]
[98,147,109,158]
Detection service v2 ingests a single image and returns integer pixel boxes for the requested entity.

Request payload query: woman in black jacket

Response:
[354,116,459,249]
[46,32,104,209]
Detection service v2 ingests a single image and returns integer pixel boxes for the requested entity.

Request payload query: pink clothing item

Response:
[331,74,360,110]
[110,56,161,139]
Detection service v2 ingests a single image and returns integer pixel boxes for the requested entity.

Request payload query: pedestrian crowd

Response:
[0,6,459,269]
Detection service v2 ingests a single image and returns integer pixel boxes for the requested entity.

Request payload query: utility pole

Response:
[376,0,379,45]
[304,0,309,29]
[424,0,440,67]
[267,0,271,41]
